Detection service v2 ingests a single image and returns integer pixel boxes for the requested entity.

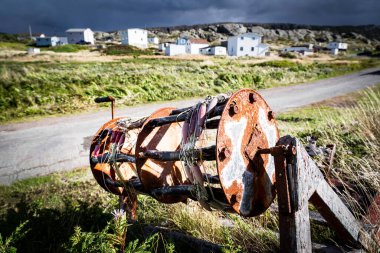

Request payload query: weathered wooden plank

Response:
[276,136,314,252]
[274,136,378,252]
[311,179,361,243]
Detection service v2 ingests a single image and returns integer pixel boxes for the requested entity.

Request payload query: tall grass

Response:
[0,58,378,123]
[278,87,380,219]
[44,44,89,53]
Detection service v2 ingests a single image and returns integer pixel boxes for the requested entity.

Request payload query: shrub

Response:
[103,45,156,56]
[46,44,88,53]
[279,52,297,59]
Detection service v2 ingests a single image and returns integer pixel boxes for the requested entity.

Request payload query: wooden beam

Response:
[273,135,379,253]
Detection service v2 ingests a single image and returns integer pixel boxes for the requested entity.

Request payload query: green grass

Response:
[103,45,158,56]
[42,44,89,53]
[0,42,27,51]
[1,86,379,252]
[0,58,379,123]
[277,85,380,217]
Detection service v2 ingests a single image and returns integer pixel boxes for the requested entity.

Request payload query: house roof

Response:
[189,38,209,44]
[66,28,90,32]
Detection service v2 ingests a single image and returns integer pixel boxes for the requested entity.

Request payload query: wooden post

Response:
[273,135,378,253]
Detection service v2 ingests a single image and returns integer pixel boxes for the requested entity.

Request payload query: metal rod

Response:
[147,112,188,128]
[94,96,115,120]
[203,174,220,184]
[150,185,229,206]
[170,106,194,116]
[139,145,216,161]
[205,118,220,129]
[151,185,196,198]
[91,153,136,164]
[111,100,114,119]
[146,105,225,128]
[105,177,147,193]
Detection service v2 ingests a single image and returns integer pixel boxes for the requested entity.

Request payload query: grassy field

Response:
[0,57,379,123]
[40,44,89,53]
[0,42,28,51]
[1,85,378,252]
[103,45,158,56]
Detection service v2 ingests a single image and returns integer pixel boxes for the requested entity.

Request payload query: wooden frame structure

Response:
[271,135,378,252]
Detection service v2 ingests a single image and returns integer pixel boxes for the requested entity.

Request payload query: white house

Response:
[120,29,148,48]
[148,36,159,45]
[227,33,268,57]
[175,37,209,55]
[165,44,187,56]
[282,44,314,56]
[200,46,227,56]
[66,28,94,45]
[159,42,170,51]
[36,35,68,47]
[327,42,348,50]
[185,38,209,55]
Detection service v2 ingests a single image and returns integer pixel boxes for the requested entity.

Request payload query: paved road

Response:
[1,67,379,184]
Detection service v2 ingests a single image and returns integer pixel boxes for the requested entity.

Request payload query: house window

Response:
[240,47,243,51]
[251,47,254,51]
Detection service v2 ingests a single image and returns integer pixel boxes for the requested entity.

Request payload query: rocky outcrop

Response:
[94,23,380,47]
[148,23,380,47]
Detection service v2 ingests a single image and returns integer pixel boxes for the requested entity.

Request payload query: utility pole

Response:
[29,25,32,40]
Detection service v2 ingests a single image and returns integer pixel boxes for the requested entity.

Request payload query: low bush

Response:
[103,45,156,56]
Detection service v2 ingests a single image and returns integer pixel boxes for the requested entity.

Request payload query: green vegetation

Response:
[0,42,27,51]
[278,85,380,218]
[42,44,89,53]
[1,86,378,252]
[0,33,30,44]
[103,45,158,56]
[0,33,31,51]
[1,58,379,123]
[279,52,297,59]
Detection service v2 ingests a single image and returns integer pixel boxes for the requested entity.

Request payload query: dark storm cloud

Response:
[1,0,379,34]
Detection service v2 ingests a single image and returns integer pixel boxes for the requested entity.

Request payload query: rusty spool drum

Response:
[90,117,139,195]
[216,89,280,217]
[135,107,190,203]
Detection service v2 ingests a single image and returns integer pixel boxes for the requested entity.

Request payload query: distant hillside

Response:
[150,23,380,40]
[144,23,380,49]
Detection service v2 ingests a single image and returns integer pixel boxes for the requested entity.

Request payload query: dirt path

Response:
[0,67,379,184]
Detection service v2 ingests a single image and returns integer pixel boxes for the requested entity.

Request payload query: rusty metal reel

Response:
[216,89,280,217]
[90,117,139,195]
[135,107,190,203]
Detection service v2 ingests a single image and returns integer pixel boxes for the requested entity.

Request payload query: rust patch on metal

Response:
[216,89,280,216]
[135,107,189,203]
[89,117,139,195]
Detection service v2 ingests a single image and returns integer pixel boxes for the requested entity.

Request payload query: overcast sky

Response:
[1,0,380,34]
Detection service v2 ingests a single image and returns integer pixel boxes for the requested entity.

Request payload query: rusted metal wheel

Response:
[135,107,190,203]
[216,89,280,217]
[90,117,139,195]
